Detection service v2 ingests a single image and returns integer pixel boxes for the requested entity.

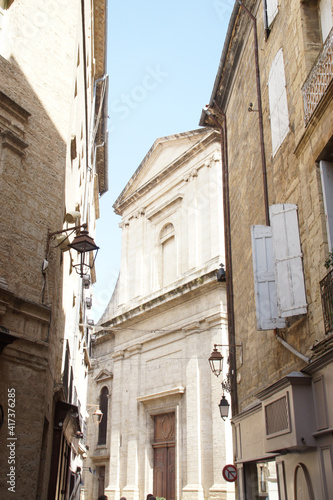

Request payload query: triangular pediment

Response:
[94,369,113,383]
[114,128,212,213]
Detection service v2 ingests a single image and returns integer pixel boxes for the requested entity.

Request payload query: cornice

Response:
[137,386,185,403]
[100,269,222,329]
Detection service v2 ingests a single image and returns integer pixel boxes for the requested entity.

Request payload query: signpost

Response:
[222,464,237,482]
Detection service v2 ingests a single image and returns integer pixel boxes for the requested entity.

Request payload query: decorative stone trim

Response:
[126,343,143,356]
[112,350,125,361]
[1,129,29,156]
[137,386,185,403]
[94,368,113,383]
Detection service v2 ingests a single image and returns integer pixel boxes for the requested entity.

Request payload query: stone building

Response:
[84,129,234,500]
[200,0,333,498]
[0,0,108,498]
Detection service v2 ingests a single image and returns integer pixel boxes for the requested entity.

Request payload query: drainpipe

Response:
[81,0,90,223]
[203,105,238,417]
[238,1,270,226]
[275,331,310,363]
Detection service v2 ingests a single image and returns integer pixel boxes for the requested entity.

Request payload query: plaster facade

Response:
[200,0,333,498]
[0,1,108,498]
[84,129,235,500]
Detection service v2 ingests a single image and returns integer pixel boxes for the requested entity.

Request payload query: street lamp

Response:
[87,405,103,425]
[208,345,224,377]
[209,343,242,420]
[68,229,99,278]
[218,394,230,420]
[46,224,99,278]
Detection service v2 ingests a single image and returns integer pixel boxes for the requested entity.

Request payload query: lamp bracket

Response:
[46,224,87,254]
[213,343,243,365]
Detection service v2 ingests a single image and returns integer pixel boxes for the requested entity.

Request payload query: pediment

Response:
[94,369,113,383]
[114,128,212,213]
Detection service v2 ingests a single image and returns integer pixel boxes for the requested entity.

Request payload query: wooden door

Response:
[153,413,175,500]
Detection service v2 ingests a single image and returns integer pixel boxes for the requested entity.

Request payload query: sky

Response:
[91,0,233,321]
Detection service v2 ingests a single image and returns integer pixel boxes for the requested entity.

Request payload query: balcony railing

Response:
[302,27,333,125]
[320,268,333,334]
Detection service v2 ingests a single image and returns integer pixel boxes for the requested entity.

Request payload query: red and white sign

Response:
[222,464,237,482]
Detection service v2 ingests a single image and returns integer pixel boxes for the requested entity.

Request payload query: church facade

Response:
[84,129,234,500]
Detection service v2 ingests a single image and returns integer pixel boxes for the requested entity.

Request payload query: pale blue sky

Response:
[92,1,232,320]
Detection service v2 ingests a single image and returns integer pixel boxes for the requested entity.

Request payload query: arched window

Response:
[160,223,177,286]
[98,386,109,445]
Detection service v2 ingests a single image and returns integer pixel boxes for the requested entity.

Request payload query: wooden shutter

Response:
[251,225,286,330]
[319,0,333,42]
[266,0,278,27]
[268,49,289,156]
[270,204,307,317]
[320,161,333,250]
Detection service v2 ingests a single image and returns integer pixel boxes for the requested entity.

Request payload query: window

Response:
[319,0,333,42]
[251,204,307,330]
[63,341,70,401]
[98,386,109,445]
[160,223,177,286]
[268,49,289,156]
[319,161,333,250]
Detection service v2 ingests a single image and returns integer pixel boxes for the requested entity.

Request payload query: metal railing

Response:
[302,28,333,125]
[320,268,333,334]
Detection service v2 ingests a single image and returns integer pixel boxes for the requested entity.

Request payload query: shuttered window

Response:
[268,49,289,156]
[252,204,307,330]
[319,0,333,42]
[266,0,279,27]
[270,204,307,317]
[320,161,333,250]
[251,225,286,330]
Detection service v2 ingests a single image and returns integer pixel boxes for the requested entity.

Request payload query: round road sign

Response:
[222,464,237,482]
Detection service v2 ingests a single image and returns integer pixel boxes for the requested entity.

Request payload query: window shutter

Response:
[270,204,307,317]
[251,225,286,330]
[320,161,333,250]
[266,0,278,27]
[319,0,333,42]
[268,49,289,156]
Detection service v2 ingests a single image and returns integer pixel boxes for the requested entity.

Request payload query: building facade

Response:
[84,129,235,500]
[200,0,333,498]
[0,0,108,498]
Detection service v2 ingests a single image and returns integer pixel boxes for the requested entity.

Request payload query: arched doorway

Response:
[294,463,315,500]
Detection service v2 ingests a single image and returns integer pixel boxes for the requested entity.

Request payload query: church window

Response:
[160,223,177,286]
[98,386,109,445]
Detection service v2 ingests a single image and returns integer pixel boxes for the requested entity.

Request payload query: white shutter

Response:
[266,0,279,27]
[319,0,333,42]
[268,49,289,156]
[251,225,286,330]
[270,204,307,317]
[320,161,333,250]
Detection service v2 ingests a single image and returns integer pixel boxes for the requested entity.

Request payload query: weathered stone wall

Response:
[0,0,100,497]
[223,0,333,410]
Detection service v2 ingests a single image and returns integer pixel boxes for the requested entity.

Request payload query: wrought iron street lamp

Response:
[218,394,230,420]
[209,343,242,420]
[68,229,99,278]
[87,405,103,425]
